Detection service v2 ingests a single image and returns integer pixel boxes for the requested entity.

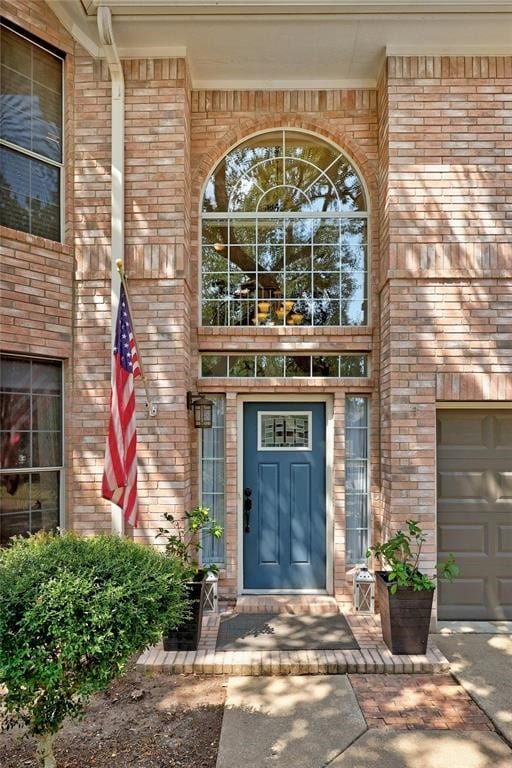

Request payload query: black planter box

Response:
[375,571,434,655]
[163,572,205,652]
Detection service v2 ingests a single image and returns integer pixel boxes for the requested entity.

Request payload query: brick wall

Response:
[190,92,380,601]
[379,56,512,576]
[72,55,194,538]
[0,0,76,531]
[0,0,75,354]
[3,2,511,606]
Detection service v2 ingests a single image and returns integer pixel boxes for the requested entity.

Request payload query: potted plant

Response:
[157,505,223,651]
[367,519,458,655]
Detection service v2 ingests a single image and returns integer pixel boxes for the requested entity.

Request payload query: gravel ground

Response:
[0,665,226,768]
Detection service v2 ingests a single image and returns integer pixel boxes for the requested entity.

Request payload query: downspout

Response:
[97,6,125,536]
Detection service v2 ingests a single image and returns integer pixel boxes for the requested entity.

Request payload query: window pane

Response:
[346,396,368,428]
[340,355,368,377]
[0,430,30,468]
[1,27,62,164]
[200,354,368,379]
[0,147,60,240]
[285,356,311,377]
[33,45,62,93]
[32,431,61,467]
[32,362,61,393]
[256,355,284,377]
[202,300,228,326]
[201,460,225,494]
[1,27,32,76]
[30,156,60,240]
[33,394,60,430]
[346,529,369,566]
[346,429,368,459]
[346,494,368,527]
[345,396,369,564]
[202,425,224,459]
[0,26,62,241]
[0,146,30,233]
[0,356,62,470]
[201,356,228,377]
[205,130,370,323]
[342,299,367,326]
[201,395,225,564]
[202,274,229,300]
[0,470,59,546]
[312,356,339,376]
[31,80,62,162]
[228,356,255,377]
[0,65,31,150]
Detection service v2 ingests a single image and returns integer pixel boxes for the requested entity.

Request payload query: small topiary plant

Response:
[0,531,188,768]
[367,519,459,594]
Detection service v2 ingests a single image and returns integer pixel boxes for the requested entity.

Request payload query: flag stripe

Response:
[102,284,142,527]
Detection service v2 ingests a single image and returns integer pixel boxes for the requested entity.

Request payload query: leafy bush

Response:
[0,531,187,767]
[367,519,459,594]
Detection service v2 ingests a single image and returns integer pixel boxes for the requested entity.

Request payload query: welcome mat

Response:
[215,612,360,651]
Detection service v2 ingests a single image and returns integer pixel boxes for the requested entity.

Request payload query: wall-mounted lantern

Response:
[353,564,375,613]
[187,392,214,429]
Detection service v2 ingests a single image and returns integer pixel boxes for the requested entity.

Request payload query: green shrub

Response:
[0,531,187,767]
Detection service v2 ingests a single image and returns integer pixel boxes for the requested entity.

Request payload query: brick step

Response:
[136,646,450,675]
[234,595,341,614]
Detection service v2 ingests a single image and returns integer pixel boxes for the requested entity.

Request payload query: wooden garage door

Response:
[437,410,512,620]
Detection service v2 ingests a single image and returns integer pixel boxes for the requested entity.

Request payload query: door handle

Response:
[244,487,252,533]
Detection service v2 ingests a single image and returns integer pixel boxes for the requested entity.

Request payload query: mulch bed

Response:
[0,664,226,768]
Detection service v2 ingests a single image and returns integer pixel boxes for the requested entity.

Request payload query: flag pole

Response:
[115,259,157,417]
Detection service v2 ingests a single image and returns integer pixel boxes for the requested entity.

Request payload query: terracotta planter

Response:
[162,572,205,651]
[375,571,434,655]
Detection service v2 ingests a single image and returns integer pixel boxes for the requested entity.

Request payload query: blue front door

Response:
[243,402,326,590]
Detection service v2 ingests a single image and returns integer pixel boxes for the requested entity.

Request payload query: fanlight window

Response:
[201,130,368,327]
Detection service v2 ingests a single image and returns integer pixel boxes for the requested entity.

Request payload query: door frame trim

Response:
[237,394,334,596]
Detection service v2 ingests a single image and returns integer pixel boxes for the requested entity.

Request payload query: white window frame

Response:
[0,21,65,243]
[0,354,65,545]
[200,128,370,329]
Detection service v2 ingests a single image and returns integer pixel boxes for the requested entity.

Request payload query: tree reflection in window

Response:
[201,130,368,327]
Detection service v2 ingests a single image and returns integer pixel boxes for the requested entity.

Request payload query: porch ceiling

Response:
[48,1,512,88]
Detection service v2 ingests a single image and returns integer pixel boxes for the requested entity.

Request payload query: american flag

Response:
[102,283,141,527]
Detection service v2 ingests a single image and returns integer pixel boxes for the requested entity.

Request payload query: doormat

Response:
[215,612,360,651]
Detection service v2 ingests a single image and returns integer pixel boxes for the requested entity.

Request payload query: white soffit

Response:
[50,1,512,88]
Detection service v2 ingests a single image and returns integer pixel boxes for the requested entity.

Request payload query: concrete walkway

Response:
[216,631,512,768]
[437,632,512,746]
[217,673,512,767]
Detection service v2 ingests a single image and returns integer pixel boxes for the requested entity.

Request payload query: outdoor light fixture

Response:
[187,392,214,429]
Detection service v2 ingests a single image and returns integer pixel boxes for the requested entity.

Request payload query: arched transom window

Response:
[201,130,368,327]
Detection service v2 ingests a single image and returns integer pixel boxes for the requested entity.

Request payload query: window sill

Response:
[198,326,374,338]
[0,226,72,256]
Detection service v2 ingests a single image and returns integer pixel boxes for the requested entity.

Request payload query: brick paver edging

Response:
[136,611,451,675]
[349,674,495,731]
[136,645,450,675]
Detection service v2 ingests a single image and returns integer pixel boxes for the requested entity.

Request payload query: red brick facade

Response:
[1,1,511,608]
